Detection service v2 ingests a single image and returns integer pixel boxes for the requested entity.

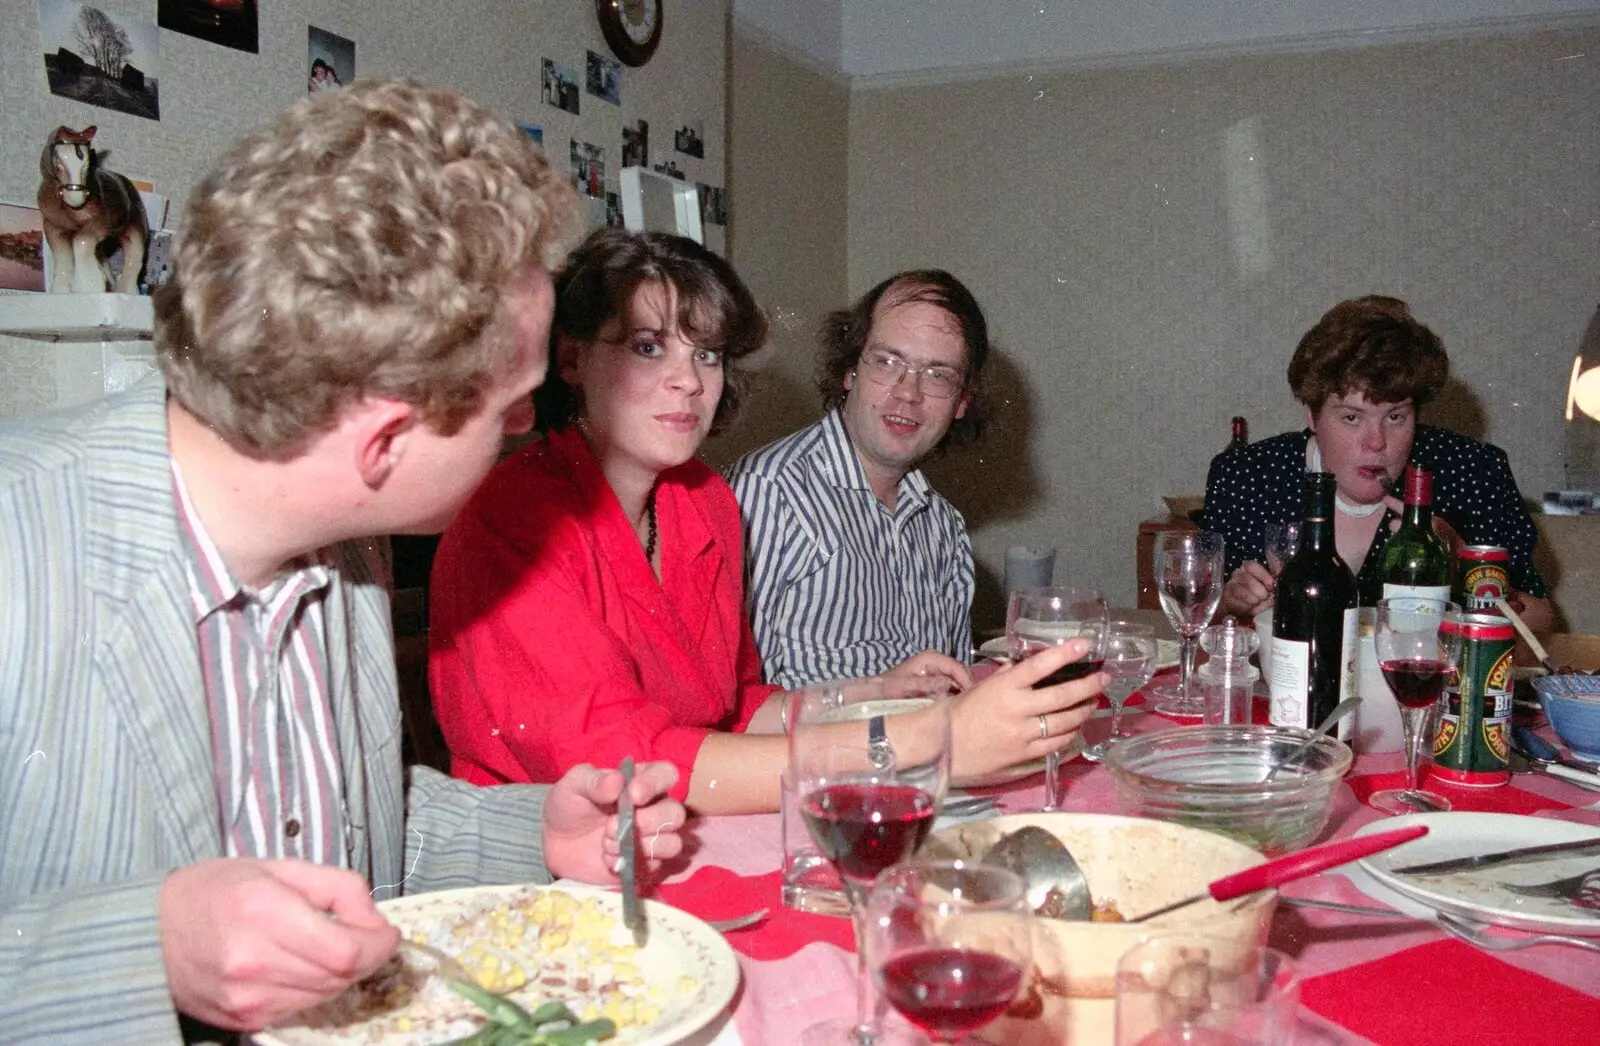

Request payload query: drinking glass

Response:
[1081,620,1157,762]
[1369,598,1464,816]
[866,860,1032,1046]
[791,676,955,1046]
[1005,586,1109,810]
[1115,936,1300,1046]
[1261,522,1301,580]
[1147,531,1226,717]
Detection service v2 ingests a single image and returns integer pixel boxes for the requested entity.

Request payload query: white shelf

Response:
[0,293,154,342]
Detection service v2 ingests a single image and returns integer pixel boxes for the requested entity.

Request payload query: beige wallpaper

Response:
[839,26,1600,625]
[0,0,729,419]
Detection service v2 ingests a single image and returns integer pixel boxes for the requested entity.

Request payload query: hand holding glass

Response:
[1005,586,1108,810]
[1368,598,1463,816]
[1082,621,1157,763]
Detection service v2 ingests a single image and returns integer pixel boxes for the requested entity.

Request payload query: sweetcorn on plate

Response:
[258,884,739,1046]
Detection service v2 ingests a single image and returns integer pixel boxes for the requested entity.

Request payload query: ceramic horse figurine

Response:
[37,125,148,294]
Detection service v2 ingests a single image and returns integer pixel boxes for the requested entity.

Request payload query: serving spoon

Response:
[1259,696,1361,783]
[982,825,1092,920]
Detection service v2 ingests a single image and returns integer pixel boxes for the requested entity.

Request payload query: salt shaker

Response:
[1198,620,1259,725]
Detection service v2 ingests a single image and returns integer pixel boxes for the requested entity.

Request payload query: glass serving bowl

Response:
[1103,725,1353,856]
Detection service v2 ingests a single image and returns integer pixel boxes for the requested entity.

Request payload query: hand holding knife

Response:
[617,756,647,947]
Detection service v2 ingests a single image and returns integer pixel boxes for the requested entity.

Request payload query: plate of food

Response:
[977,636,1181,672]
[259,883,740,1046]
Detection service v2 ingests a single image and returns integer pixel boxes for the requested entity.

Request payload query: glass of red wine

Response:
[791,676,955,1046]
[866,860,1032,1046]
[1369,597,1464,816]
[1147,531,1226,718]
[1004,585,1109,811]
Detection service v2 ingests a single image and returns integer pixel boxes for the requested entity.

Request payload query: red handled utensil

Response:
[1125,825,1429,923]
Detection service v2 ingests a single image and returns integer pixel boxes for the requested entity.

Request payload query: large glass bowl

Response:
[1103,725,1353,856]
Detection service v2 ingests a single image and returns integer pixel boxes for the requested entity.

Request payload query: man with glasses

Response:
[727,270,991,690]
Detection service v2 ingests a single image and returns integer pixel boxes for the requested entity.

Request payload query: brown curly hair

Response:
[1288,295,1450,411]
[535,228,768,436]
[156,79,580,459]
[816,270,990,451]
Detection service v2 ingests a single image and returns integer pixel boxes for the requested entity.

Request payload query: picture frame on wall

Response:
[0,203,48,293]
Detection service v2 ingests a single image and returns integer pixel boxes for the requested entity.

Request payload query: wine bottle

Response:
[1378,465,1451,605]
[1226,416,1249,452]
[1269,472,1358,736]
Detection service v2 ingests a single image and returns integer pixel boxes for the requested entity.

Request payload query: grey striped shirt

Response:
[726,409,975,690]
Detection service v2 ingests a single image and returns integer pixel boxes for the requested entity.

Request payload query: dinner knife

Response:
[1390,835,1600,876]
[617,756,647,947]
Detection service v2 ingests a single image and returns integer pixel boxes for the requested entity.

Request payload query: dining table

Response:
[647,670,1600,1046]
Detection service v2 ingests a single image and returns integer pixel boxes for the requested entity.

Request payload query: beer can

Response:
[1431,613,1513,787]
[1453,545,1510,614]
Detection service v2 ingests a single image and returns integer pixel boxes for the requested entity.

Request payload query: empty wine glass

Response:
[867,860,1032,1046]
[1262,521,1301,581]
[1005,586,1108,811]
[1081,620,1157,762]
[791,676,955,1046]
[1147,531,1226,717]
[1369,598,1463,816]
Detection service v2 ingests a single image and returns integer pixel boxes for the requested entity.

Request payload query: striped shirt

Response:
[172,464,348,867]
[725,409,975,690]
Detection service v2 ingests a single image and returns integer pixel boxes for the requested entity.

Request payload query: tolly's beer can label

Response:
[1453,545,1510,615]
[1431,613,1514,787]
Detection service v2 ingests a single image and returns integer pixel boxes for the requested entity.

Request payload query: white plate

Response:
[259,883,740,1046]
[977,636,1181,672]
[1354,812,1600,935]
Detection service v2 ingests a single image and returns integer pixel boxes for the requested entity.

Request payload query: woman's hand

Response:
[543,762,686,884]
[884,649,974,693]
[1221,560,1275,619]
[948,639,1105,781]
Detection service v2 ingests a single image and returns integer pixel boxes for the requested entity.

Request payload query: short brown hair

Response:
[155,78,580,459]
[537,228,768,435]
[1287,295,1450,411]
[817,270,991,450]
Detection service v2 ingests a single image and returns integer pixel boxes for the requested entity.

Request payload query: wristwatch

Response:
[868,714,895,770]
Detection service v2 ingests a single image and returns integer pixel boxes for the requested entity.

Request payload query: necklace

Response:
[643,489,658,562]
[1307,436,1386,518]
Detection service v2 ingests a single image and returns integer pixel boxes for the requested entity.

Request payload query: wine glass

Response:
[1369,598,1464,816]
[866,860,1033,1046]
[1262,521,1301,581]
[1147,531,1225,718]
[1115,935,1301,1046]
[791,676,955,1046]
[1081,620,1157,762]
[1005,586,1109,811]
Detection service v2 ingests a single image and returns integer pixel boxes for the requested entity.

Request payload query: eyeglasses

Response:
[857,350,965,399]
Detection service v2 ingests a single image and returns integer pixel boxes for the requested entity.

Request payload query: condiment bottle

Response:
[1198,619,1259,725]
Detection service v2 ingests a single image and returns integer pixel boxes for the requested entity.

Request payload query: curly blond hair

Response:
[155,78,581,458]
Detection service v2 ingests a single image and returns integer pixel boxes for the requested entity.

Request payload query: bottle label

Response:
[1380,583,1451,607]
[1337,606,1358,742]
[1268,639,1310,729]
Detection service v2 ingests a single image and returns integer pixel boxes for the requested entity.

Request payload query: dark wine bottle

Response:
[1378,465,1451,605]
[1226,416,1249,452]
[1268,472,1357,736]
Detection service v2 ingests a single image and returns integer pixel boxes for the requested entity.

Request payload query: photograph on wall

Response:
[653,159,685,181]
[605,191,623,229]
[621,118,648,169]
[697,183,727,227]
[570,140,604,199]
[157,0,258,53]
[40,0,162,121]
[517,122,544,150]
[0,204,47,293]
[542,58,579,115]
[585,50,621,105]
[673,120,705,159]
[308,26,354,94]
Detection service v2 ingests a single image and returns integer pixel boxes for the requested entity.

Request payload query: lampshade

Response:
[1569,355,1600,423]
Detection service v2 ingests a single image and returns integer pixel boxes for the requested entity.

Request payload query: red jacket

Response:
[428,426,777,799]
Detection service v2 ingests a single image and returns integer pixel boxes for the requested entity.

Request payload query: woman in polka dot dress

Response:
[1202,295,1552,634]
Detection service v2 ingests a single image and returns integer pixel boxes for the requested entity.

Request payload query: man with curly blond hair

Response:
[0,80,686,1042]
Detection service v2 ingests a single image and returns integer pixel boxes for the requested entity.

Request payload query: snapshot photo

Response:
[653,159,685,181]
[307,26,354,95]
[542,58,579,115]
[621,118,649,169]
[605,191,624,229]
[697,183,727,227]
[40,0,162,121]
[157,0,258,53]
[586,50,621,105]
[674,120,705,158]
[0,203,47,293]
[518,122,544,149]
[570,140,604,199]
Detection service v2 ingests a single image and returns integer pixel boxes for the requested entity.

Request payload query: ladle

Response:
[1259,696,1361,783]
[981,825,1092,920]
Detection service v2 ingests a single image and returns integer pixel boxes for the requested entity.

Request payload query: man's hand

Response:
[949,639,1105,780]
[1221,560,1275,619]
[885,649,974,692]
[159,858,399,1031]
[543,761,686,884]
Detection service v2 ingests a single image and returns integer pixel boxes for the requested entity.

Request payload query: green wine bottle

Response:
[1379,465,1451,606]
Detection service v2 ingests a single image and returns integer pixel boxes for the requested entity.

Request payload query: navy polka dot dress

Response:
[1200,426,1548,604]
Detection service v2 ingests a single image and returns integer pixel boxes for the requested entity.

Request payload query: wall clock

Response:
[595,0,662,68]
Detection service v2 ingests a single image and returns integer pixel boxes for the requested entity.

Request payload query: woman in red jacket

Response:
[429,229,1103,813]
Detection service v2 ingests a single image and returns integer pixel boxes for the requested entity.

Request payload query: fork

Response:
[706,907,769,933]
[1432,911,1600,954]
[1501,869,1600,909]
